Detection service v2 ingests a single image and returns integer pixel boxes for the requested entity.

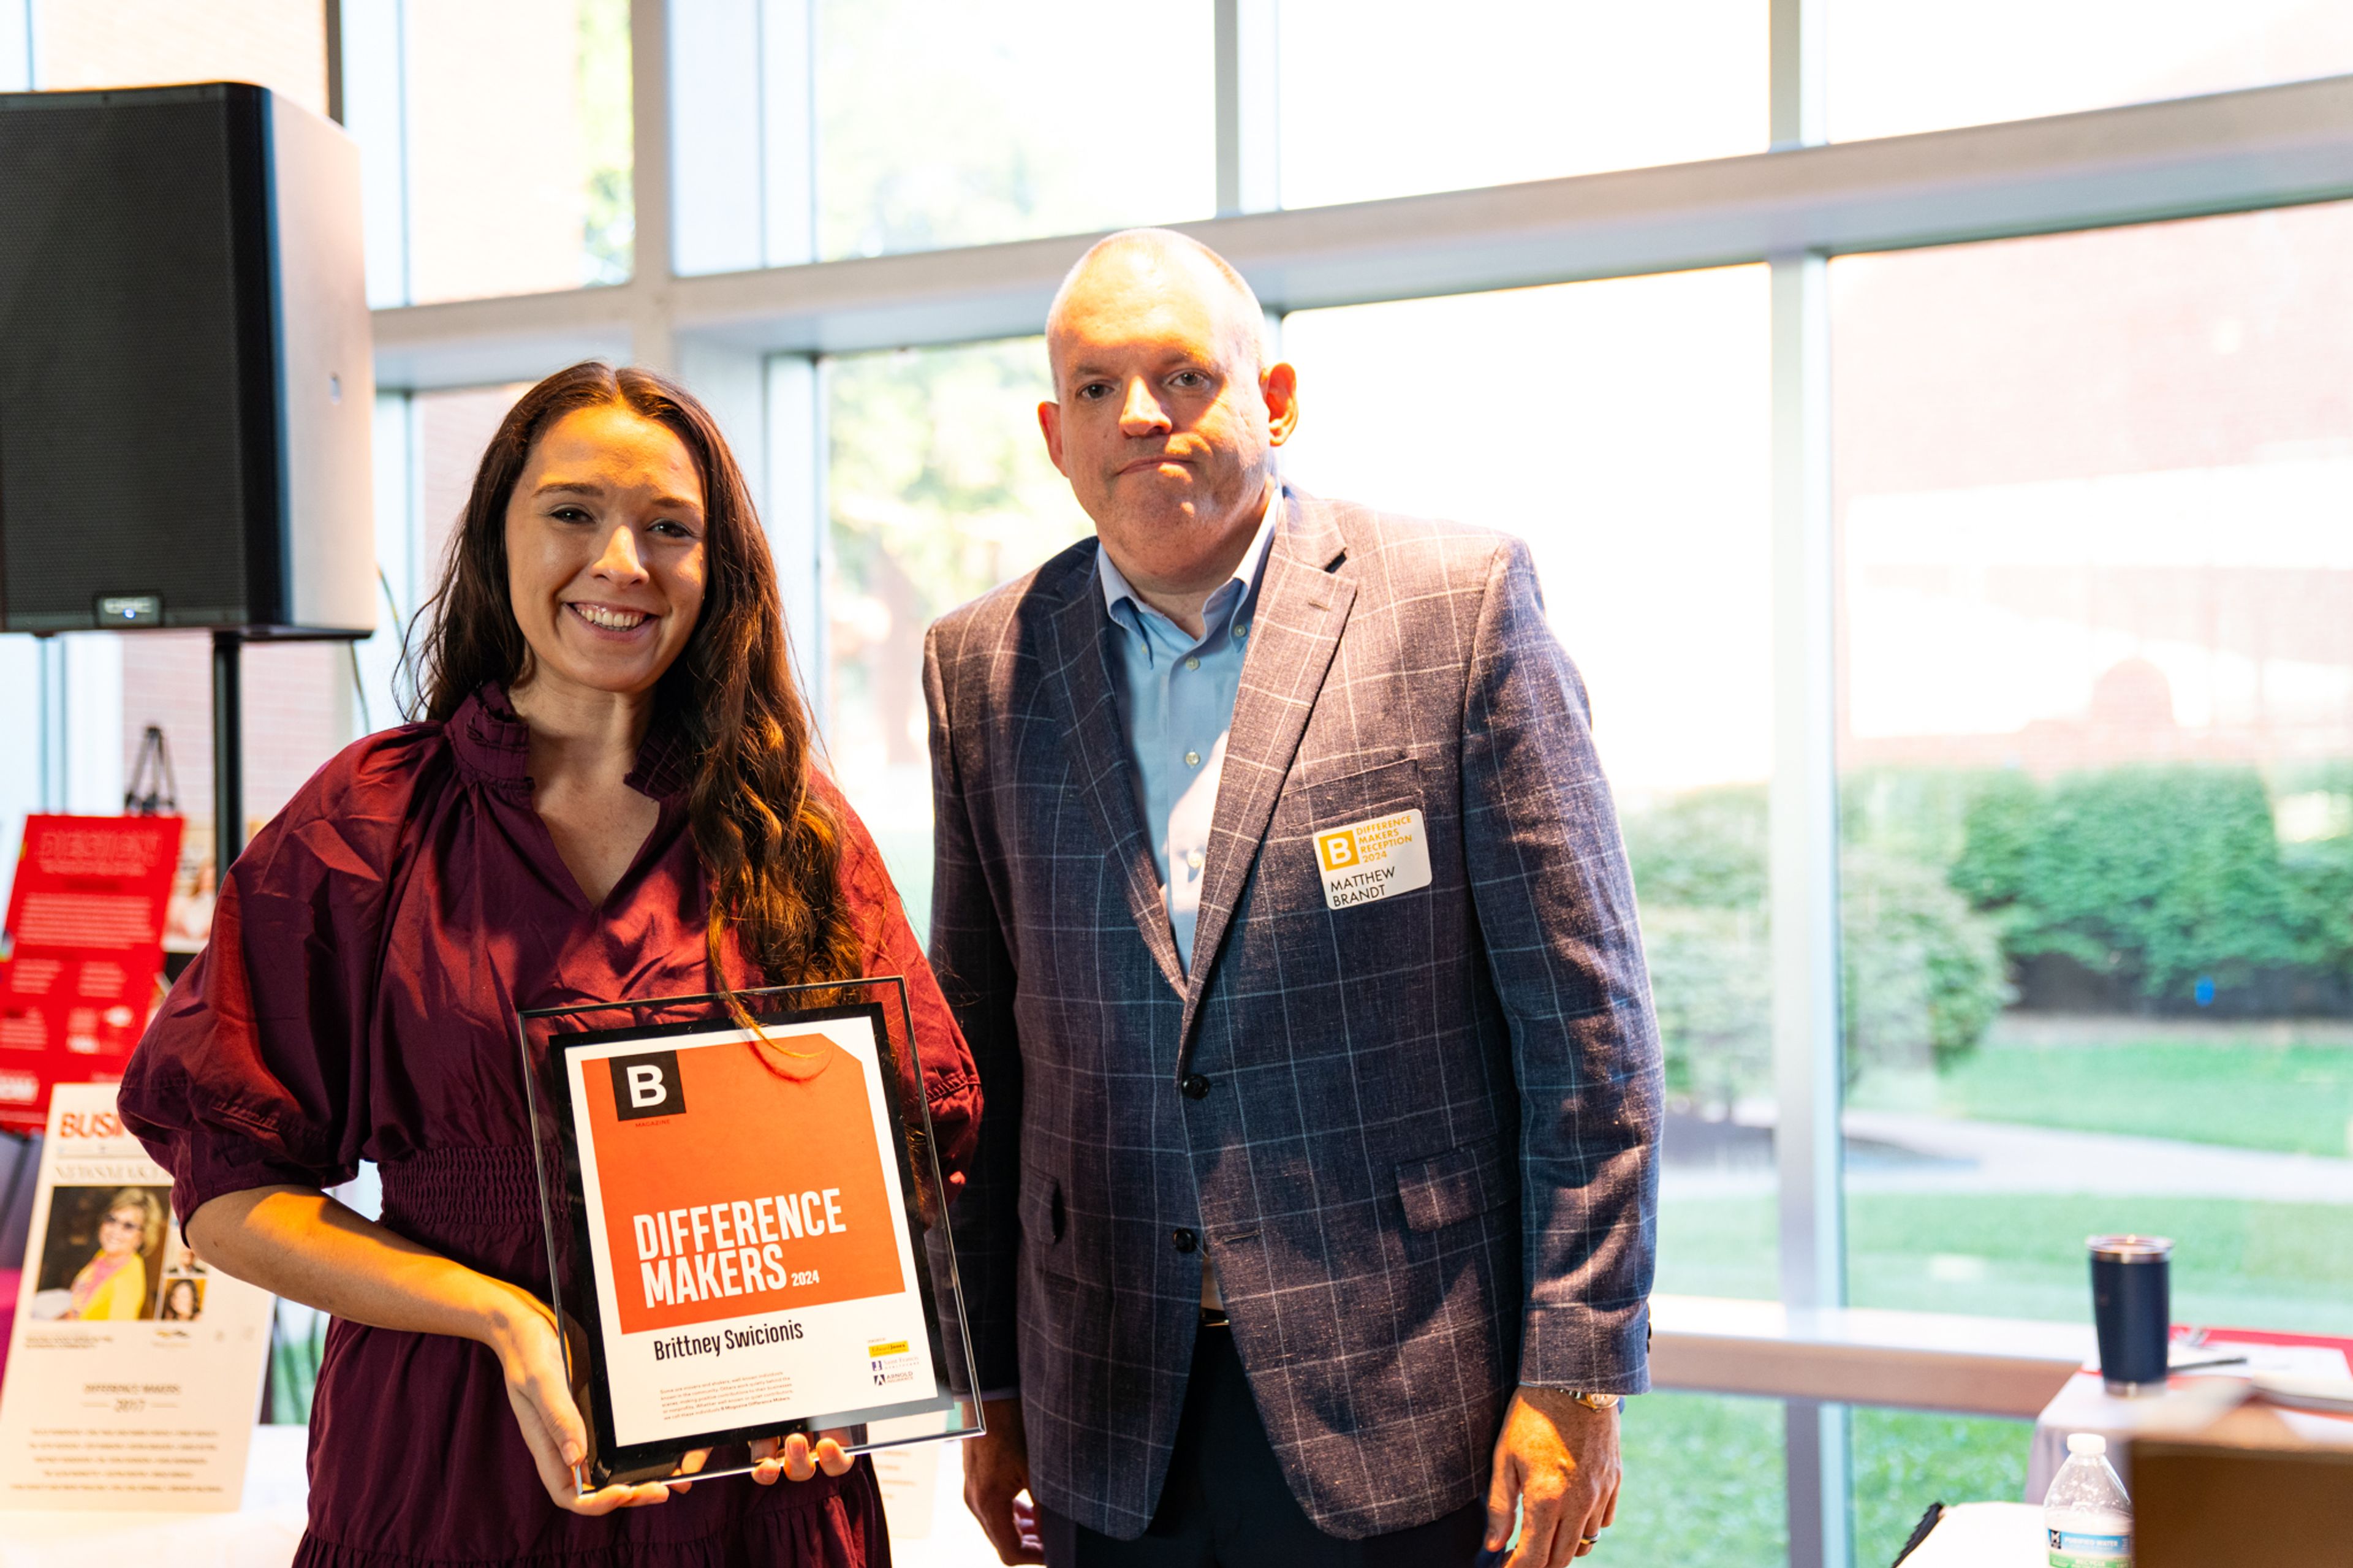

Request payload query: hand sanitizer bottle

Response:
[2044,1432,2132,1565]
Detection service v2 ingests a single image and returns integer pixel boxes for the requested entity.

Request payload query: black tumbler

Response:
[2088,1233,2172,1395]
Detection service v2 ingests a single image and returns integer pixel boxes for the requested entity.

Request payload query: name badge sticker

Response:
[1314,809,1433,911]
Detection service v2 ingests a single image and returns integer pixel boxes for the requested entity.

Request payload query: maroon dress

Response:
[118,685,981,1568]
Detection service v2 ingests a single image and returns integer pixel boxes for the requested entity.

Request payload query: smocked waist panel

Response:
[379,1146,545,1233]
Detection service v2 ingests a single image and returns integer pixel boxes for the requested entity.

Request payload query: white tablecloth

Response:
[0,1424,308,1568]
[1897,1502,2044,1567]
[2027,1339,2353,1502]
[0,1426,1006,1568]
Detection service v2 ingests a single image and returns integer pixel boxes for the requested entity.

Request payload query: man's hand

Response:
[963,1396,1043,1564]
[1485,1387,1622,1565]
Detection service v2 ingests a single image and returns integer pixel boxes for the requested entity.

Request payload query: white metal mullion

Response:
[771,358,828,734]
[628,0,675,369]
[764,0,816,265]
[1770,0,1850,1564]
[1214,0,1279,217]
[37,641,64,812]
[1770,251,1850,1568]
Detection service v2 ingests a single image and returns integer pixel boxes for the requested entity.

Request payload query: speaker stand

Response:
[211,630,244,875]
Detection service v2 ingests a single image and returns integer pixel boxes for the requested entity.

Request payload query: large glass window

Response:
[1834,201,2353,1336]
[1278,0,1766,210]
[678,4,1216,276]
[414,383,531,581]
[822,339,1091,922]
[1278,267,1778,1301]
[31,0,328,112]
[815,0,1214,262]
[355,0,632,305]
[1826,0,2353,142]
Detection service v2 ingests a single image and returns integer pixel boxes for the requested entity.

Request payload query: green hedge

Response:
[1624,788,2009,1102]
[1620,764,2351,1103]
[1952,765,2353,1010]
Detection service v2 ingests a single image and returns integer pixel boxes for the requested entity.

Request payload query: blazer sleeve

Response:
[1460,537,1664,1394]
[922,619,1026,1395]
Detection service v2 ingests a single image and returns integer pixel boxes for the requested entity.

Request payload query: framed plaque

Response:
[515,979,980,1491]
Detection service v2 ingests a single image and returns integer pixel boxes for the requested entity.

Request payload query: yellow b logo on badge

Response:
[1317,830,1358,871]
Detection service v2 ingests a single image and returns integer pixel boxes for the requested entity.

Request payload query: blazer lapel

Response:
[1040,548,1189,997]
[1179,490,1355,1056]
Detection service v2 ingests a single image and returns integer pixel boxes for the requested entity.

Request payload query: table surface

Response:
[0,1425,307,1567]
[2028,1325,2353,1503]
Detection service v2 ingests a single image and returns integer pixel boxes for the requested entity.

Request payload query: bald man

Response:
[925,230,1661,1568]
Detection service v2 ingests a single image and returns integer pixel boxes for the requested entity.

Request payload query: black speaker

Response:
[0,81,373,637]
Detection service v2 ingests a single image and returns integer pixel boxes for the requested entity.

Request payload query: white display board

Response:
[0,1083,274,1511]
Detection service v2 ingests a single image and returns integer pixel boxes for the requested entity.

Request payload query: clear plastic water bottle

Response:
[2045,1432,2132,1566]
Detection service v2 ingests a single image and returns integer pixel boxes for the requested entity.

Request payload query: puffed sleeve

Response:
[119,729,432,1227]
[820,776,982,1195]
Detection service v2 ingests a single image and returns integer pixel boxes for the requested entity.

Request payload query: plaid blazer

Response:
[923,487,1661,1542]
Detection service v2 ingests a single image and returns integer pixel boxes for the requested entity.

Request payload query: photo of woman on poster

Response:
[69,1187,166,1319]
[157,1275,205,1321]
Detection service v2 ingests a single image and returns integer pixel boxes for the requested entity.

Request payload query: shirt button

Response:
[1184,750,1201,768]
[1181,1073,1211,1100]
[1185,656,1200,671]
[1185,848,1204,870]
[1172,1227,1199,1254]
[1235,624,1249,641]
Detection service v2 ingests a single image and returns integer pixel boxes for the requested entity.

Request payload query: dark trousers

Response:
[1037,1324,1492,1568]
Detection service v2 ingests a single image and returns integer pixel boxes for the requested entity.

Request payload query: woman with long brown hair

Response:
[119,363,979,1567]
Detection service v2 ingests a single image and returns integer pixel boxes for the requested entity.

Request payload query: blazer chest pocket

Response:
[1302,752,1424,825]
[1396,1136,1511,1232]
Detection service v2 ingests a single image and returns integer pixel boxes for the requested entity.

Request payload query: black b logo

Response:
[608,1050,686,1121]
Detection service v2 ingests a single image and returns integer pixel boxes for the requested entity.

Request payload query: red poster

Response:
[0,816,183,1134]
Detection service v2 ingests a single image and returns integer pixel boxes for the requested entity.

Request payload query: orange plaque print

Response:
[580,1035,906,1335]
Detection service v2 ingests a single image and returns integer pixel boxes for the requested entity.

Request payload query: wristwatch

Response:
[1569,1392,1622,1412]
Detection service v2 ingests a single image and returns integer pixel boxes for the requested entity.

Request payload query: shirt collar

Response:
[1097,486,1283,639]
[447,680,692,804]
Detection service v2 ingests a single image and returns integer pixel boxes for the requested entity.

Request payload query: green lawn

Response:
[1656,1193,1776,1300]
[1662,1191,2353,1336]
[1613,1395,2028,1567]
[1851,1033,2353,1157]
[1852,1409,2029,1565]
[1613,1392,1786,1567]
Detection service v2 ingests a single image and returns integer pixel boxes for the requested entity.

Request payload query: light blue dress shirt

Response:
[1096,494,1281,972]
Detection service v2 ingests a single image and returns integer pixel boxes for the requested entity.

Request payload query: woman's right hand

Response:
[179,1189,695,1515]
[487,1288,675,1513]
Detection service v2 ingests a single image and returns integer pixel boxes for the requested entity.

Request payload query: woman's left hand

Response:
[749,1430,854,1484]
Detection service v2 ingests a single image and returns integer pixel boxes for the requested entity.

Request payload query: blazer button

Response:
[1172,1228,1198,1254]
[1180,1073,1211,1100]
